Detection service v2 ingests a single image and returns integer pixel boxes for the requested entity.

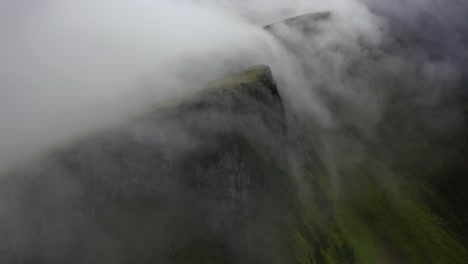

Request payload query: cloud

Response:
[0,0,465,178]
[0,0,278,171]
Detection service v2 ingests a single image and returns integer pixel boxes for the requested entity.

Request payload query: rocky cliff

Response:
[0,65,296,264]
[1,11,467,264]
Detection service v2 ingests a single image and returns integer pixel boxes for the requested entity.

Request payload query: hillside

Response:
[0,11,467,264]
[0,65,297,263]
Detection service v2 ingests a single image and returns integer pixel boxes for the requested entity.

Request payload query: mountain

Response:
[0,65,297,263]
[1,12,467,264]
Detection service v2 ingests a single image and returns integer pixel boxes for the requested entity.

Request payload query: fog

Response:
[0,0,467,262]
[1,0,465,173]
[0,0,277,171]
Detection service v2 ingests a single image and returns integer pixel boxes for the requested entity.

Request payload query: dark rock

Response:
[0,65,295,264]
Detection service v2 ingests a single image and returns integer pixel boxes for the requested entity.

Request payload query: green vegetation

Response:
[207,65,269,89]
[292,145,468,263]
[146,65,270,112]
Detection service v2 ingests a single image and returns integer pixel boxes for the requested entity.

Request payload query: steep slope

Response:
[0,65,295,264]
[265,12,468,264]
[0,11,467,264]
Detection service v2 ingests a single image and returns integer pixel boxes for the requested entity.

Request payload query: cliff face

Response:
[1,12,467,264]
[0,65,295,264]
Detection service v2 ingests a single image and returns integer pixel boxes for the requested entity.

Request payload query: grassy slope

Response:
[291,132,468,264]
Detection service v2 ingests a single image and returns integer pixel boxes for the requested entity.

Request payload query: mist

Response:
[2,0,465,172]
[0,0,467,262]
[0,0,278,171]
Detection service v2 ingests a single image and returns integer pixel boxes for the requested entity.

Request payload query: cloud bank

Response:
[0,0,466,176]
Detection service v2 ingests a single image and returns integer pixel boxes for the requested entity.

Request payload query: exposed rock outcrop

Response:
[0,65,294,264]
[1,11,467,264]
